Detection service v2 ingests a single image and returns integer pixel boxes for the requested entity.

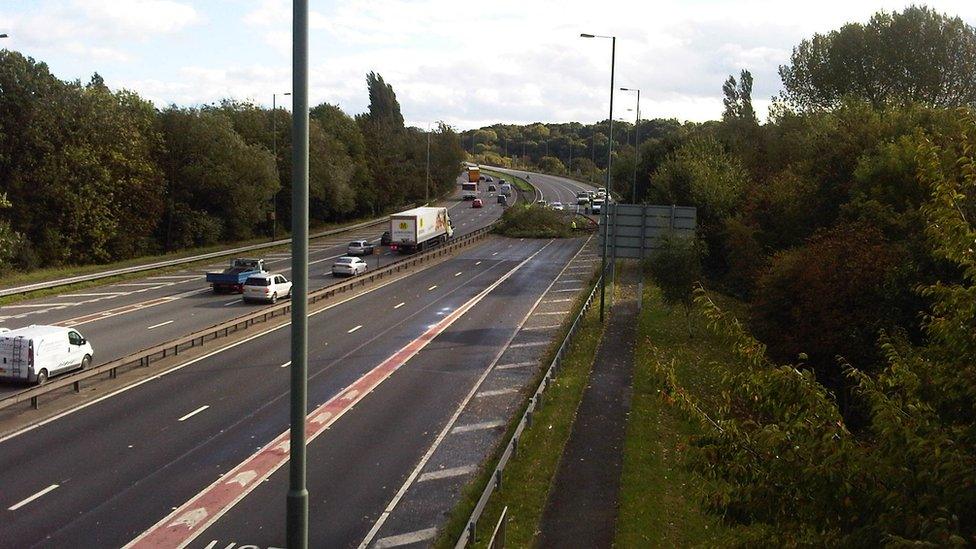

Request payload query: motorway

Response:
[0,170,596,547]
[0,172,588,399]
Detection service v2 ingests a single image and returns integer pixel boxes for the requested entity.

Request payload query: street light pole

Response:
[581,32,616,322]
[287,1,309,547]
[272,91,291,240]
[621,87,640,202]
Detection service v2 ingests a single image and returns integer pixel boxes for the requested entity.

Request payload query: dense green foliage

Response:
[0,53,463,272]
[645,234,702,319]
[493,204,573,239]
[561,6,976,545]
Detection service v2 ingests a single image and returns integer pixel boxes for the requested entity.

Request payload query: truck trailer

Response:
[389,207,454,253]
[206,258,267,293]
[467,166,480,182]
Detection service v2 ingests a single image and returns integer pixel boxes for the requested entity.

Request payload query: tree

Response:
[750,223,908,394]
[646,233,703,334]
[0,192,21,268]
[722,69,756,122]
[779,6,976,111]
[158,107,277,248]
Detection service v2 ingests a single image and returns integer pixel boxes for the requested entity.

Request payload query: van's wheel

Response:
[81,355,92,370]
[270,292,278,304]
[35,369,48,385]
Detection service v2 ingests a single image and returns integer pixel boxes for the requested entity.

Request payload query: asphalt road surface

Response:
[0,171,592,398]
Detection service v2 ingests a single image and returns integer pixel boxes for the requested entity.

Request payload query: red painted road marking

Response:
[123,242,550,549]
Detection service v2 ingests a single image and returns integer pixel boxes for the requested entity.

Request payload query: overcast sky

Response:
[2,0,975,130]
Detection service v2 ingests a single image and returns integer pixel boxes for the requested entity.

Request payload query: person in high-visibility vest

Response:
[571,219,578,230]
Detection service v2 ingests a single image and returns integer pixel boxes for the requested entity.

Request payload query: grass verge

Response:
[481,168,534,196]
[614,282,733,547]
[435,271,609,548]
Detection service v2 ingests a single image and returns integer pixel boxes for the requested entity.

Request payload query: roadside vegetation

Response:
[493,205,574,239]
[469,6,976,546]
[615,284,730,547]
[0,58,464,275]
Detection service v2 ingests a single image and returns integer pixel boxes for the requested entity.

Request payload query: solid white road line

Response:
[452,420,505,434]
[147,275,198,280]
[8,484,60,511]
[476,387,519,398]
[115,283,166,287]
[347,325,362,334]
[428,285,438,291]
[374,528,438,548]
[146,320,174,330]
[177,405,209,422]
[58,292,126,297]
[393,302,405,309]
[417,464,477,482]
[357,238,564,549]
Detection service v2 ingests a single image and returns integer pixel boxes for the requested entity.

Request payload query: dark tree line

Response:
[0,56,464,271]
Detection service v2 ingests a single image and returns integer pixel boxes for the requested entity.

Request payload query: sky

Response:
[1,0,975,130]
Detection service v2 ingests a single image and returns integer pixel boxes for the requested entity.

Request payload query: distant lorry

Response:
[462,181,479,200]
[389,207,454,253]
[0,325,94,385]
[467,166,480,182]
[206,258,266,293]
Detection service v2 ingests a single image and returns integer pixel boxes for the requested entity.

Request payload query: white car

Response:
[243,273,292,303]
[332,256,368,277]
[0,325,94,385]
[347,240,375,255]
[551,201,565,211]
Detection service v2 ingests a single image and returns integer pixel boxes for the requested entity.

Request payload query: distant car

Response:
[347,240,375,255]
[243,273,292,304]
[487,184,497,192]
[332,256,368,277]
[551,201,565,211]
[587,190,596,199]
[536,199,548,208]
[497,194,508,205]
[479,175,486,182]
[576,192,590,205]
[381,231,392,246]
[472,198,484,208]
[485,176,493,183]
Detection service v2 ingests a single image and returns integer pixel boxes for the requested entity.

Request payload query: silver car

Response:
[332,256,368,277]
[347,240,374,255]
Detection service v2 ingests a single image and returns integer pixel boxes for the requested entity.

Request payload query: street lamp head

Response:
[580,33,595,38]
[283,92,292,96]
[0,34,8,38]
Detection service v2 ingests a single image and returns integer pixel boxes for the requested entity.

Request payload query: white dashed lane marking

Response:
[394,302,405,309]
[347,325,363,334]
[177,405,209,422]
[8,484,59,511]
[146,320,174,330]
[417,464,477,482]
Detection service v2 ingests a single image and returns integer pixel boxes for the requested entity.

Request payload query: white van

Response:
[0,325,94,385]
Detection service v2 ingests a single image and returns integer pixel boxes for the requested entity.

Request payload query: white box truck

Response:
[389,207,454,253]
[0,325,94,385]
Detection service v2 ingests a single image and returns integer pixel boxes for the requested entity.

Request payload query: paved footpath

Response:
[537,267,637,548]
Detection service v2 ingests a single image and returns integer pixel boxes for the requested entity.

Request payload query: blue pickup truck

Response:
[206,258,266,293]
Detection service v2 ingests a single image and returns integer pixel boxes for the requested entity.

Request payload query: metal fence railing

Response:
[455,263,605,548]
[0,224,497,412]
